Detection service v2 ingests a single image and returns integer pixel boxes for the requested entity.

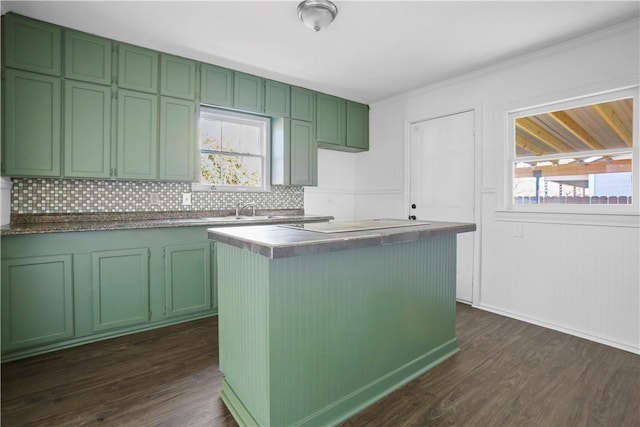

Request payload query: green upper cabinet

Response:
[3,69,61,177]
[1,254,74,352]
[118,43,158,94]
[234,72,264,113]
[92,248,150,331]
[264,80,290,117]
[117,89,158,179]
[271,118,317,187]
[290,119,317,186]
[64,30,112,86]
[164,243,212,318]
[200,64,234,107]
[2,13,62,76]
[316,94,369,152]
[160,54,196,100]
[64,81,112,178]
[291,86,315,122]
[316,93,345,149]
[346,101,369,151]
[159,97,196,181]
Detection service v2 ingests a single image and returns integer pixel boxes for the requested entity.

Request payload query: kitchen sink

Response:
[200,215,296,222]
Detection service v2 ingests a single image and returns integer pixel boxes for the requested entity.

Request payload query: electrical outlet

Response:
[513,223,523,238]
[182,192,192,206]
[149,192,159,205]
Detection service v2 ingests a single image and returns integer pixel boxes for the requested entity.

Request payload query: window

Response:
[509,88,636,208]
[198,107,270,191]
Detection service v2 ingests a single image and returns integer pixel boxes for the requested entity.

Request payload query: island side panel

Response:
[217,244,271,426]
[216,234,458,426]
[268,234,458,426]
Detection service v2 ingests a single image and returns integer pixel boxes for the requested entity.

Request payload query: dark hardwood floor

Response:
[2,304,638,426]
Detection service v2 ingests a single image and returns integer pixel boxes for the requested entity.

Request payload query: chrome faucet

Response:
[236,201,257,217]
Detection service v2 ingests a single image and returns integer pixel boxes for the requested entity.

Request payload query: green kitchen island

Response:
[208,219,476,427]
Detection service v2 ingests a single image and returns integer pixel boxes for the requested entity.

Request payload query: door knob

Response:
[411,204,416,209]
[408,215,416,220]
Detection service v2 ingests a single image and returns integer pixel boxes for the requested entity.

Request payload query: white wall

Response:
[307,20,640,353]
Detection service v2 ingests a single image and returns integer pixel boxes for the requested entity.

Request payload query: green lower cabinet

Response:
[164,243,212,317]
[91,248,150,331]
[0,227,217,361]
[1,255,74,351]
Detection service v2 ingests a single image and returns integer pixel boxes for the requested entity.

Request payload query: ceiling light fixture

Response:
[297,0,338,32]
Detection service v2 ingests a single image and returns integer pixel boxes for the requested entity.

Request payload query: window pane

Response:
[512,94,634,206]
[221,122,240,152]
[200,153,222,185]
[200,119,221,150]
[513,153,633,205]
[515,98,632,158]
[240,125,261,154]
[200,153,262,187]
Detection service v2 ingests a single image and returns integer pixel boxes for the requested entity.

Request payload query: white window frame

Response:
[506,86,638,215]
[194,107,271,192]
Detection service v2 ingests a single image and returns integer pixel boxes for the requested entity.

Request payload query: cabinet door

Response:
[159,97,196,181]
[117,89,158,179]
[3,69,61,177]
[160,54,196,100]
[234,72,264,113]
[64,81,112,178]
[316,93,345,148]
[118,43,158,93]
[200,64,233,107]
[290,119,317,186]
[346,101,369,151]
[2,13,62,76]
[1,255,73,351]
[264,80,290,117]
[92,248,150,331]
[291,86,315,122]
[65,30,112,85]
[164,243,212,317]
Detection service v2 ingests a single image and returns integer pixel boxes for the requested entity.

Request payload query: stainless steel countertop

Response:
[207,220,476,259]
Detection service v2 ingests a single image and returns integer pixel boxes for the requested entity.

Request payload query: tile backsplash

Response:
[10,178,304,214]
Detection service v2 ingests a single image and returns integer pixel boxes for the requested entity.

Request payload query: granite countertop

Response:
[0,210,334,236]
[207,220,476,259]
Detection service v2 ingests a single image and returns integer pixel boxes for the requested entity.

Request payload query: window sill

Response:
[494,208,640,228]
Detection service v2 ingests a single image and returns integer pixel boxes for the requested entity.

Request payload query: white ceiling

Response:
[4,1,639,104]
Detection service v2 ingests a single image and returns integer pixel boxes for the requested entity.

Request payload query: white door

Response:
[409,111,475,303]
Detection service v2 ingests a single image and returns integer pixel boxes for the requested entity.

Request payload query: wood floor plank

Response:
[2,304,638,426]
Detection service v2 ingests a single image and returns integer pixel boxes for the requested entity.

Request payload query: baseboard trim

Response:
[474,303,639,355]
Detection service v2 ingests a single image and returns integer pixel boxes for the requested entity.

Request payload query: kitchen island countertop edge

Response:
[207,220,476,258]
